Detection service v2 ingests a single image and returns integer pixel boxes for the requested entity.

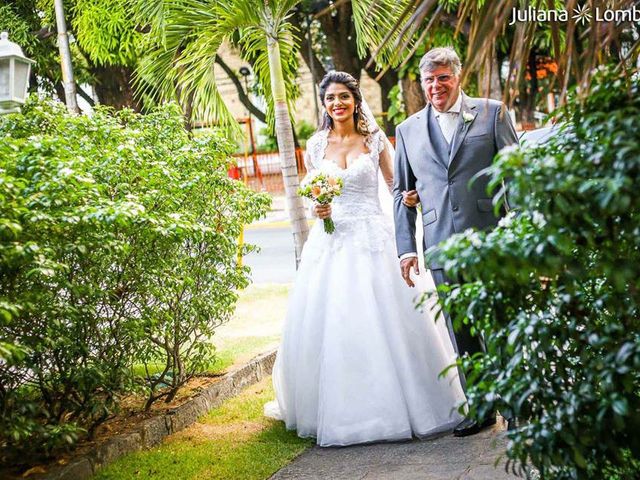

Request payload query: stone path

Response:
[271,421,518,480]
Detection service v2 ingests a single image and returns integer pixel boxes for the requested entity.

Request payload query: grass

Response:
[207,335,280,374]
[95,284,300,479]
[94,377,313,480]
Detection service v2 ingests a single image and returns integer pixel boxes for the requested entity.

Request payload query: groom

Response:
[393,47,518,437]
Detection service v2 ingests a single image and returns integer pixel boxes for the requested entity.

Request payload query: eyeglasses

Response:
[421,74,455,85]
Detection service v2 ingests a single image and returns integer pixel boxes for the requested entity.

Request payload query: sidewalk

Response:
[272,422,517,480]
[248,195,318,230]
[248,195,292,230]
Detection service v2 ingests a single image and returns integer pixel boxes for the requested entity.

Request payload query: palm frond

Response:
[237,22,301,131]
[133,0,303,133]
[352,0,418,68]
[353,0,640,104]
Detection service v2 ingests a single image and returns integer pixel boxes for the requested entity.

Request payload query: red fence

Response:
[232,148,307,194]
[233,136,395,194]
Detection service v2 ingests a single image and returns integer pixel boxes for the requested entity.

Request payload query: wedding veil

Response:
[360,96,430,291]
[359,97,396,222]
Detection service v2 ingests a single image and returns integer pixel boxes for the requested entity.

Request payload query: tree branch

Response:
[214,55,267,124]
[76,83,95,107]
[34,27,55,41]
[290,11,327,80]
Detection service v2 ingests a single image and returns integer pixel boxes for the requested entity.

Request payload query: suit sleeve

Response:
[493,104,519,212]
[494,103,519,151]
[393,126,418,258]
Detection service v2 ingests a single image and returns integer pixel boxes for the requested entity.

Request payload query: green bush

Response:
[427,67,640,479]
[256,119,316,153]
[295,120,316,148]
[0,99,270,463]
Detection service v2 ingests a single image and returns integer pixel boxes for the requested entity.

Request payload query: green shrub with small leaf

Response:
[427,67,640,479]
[0,98,270,463]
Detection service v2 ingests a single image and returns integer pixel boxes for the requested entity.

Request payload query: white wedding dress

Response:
[265,129,465,446]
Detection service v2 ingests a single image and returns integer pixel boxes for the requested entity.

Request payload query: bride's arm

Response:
[378,142,395,194]
[379,137,419,207]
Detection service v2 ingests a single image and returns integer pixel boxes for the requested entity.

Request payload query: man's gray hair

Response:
[419,47,462,76]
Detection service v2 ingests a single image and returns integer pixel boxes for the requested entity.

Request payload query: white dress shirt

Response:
[434,92,462,145]
[399,92,462,263]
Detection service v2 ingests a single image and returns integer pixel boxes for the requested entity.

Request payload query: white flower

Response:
[531,211,547,228]
[498,144,520,157]
[462,111,474,123]
[498,211,516,228]
[468,231,483,248]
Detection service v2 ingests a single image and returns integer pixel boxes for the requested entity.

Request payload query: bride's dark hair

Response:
[318,71,372,136]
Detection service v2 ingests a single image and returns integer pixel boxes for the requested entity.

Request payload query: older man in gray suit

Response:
[393,47,518,437]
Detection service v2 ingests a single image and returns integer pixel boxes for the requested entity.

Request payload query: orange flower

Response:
[328,177,337,187]
[312,185,322,198]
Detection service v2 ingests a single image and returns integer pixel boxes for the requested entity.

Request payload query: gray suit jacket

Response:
[393,93,518,269]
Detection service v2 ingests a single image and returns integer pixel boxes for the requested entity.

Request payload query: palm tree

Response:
[133,0,309,264]
[353,0,640,106]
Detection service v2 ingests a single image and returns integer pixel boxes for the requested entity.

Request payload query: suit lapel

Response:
[449,94,477,165]
[408,106,443,170]
[424,104,449,169]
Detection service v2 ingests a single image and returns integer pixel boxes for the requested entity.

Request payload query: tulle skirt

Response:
[266,217,465,446]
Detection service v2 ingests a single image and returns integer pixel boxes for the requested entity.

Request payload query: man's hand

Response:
[314,203,332,219]
[402,190,419,208]
[400,257,420,288]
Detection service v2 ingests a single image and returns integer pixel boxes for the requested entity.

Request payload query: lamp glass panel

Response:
[13,60,30,100]
[0,59,10,99]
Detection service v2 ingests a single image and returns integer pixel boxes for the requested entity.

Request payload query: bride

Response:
[265,71,465,446]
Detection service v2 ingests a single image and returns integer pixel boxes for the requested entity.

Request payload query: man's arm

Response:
[493,104,519,212]
[393,127,421,287]
[393,127,418,257]
[494,103,519,150]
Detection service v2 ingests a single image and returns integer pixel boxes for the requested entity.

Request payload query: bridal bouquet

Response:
[298,171,343,234]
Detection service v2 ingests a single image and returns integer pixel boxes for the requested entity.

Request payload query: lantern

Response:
[0,32,35,114]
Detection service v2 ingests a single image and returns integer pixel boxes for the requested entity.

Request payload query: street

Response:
[243,226,296,284]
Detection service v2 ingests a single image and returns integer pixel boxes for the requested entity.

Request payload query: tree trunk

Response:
[266,35,309,267]
[53,0,79,113]
[92,65,141,111]
[374,70,398,136]
[401,77,426,116]
[478,48,502,100]
[316,2,361,79]
[520,49,538,129]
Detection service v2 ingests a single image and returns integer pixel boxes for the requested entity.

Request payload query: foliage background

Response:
[428,67,640,479]
[0,98,269,462]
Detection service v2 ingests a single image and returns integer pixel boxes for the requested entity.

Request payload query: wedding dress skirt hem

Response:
[266,221,466,447]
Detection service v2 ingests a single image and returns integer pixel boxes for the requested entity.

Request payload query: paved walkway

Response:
[248,194,291,230]
[271,421,517,480]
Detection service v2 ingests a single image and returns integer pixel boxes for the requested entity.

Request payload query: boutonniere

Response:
[462,111,474,123]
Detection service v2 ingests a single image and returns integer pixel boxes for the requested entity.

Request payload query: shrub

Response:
[0,99,270,463]
[427,67,640,478]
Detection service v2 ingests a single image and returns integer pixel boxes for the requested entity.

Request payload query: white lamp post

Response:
[0,31,35,114]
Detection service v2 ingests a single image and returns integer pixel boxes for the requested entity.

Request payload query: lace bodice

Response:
[302,129,394,253]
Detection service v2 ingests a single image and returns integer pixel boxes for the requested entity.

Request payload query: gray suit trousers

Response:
[431,268,485,362]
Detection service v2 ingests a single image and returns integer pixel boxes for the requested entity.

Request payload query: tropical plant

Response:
[0,0,145,110]
[426,66,640,479]
[133,0,309,264]
[354,0,640,106]
[0,97,269,461]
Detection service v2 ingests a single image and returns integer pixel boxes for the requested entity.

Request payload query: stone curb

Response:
[37,349,278,480]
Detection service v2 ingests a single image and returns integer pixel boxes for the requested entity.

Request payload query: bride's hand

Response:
[314,203,332,220]
[402,190,419,208]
